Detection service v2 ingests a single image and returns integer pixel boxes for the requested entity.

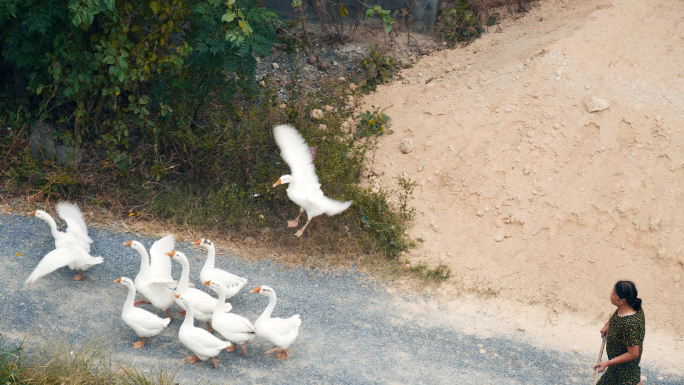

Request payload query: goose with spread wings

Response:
[26,202,102,284]
[272,124,352,237]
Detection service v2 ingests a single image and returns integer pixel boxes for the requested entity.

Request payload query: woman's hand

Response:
[600,322,609,337]
[593,360,609,373]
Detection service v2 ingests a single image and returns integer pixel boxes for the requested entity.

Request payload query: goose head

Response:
[250,285,275,295]
[114,276,134,287]
[29,209,52,222]
[166,250,188,263]
[123,240,146,254]
[204,280,226,294]
[192,238,214,249]
[273,175,293,187]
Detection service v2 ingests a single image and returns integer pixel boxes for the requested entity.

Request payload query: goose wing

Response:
[273,125,320,187]
[264,315,301,336]
[149,234,174,284]
[25,248,75,285]
[125,308,171,332]
[56,202,93,251]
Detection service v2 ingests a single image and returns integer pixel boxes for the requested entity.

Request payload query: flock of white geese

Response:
[22,124,354,369]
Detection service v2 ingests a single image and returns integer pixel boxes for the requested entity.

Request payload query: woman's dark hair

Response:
[615,280,642,311]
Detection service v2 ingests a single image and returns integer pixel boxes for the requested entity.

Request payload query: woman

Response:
[594,280,645,385]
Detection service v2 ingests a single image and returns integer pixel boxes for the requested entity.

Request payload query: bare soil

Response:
[359,0,684,372]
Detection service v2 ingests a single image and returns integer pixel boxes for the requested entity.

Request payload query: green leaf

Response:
[365,9,374,18]
[150,1,159,14]
[221,11,236,22]
[339,5,348,17]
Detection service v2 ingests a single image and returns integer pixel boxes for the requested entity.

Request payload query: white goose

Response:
[194,238,247,298]
[26,202,102,283]
[205,280,256,355]
[115,277,170,348]
[30,202,93,251]
[175,294,233,369]
[251,285,301,360]
[167,250,232,331]
[124,237,176,319]
[272,124,352,237]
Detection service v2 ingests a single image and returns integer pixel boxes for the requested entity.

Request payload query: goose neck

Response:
[176,257,190,293]
[136,248,151,277]
[259,291,277,321]
[203,245,216,270]
[180,301,195,329]
[122,283,137,313]
[45,215,60,240]
[213,286,227,314]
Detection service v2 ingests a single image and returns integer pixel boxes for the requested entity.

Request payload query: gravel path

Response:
[1,213,681,384]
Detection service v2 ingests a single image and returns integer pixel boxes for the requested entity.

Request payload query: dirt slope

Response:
[359,0,684,350]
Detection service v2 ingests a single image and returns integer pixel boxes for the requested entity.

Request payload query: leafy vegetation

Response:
[355,108,392,138]
[360,47,398,91]
[0,1,418,263]
[438,0,485,44]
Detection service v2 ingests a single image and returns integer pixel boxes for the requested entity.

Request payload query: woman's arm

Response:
[593,345,640,373]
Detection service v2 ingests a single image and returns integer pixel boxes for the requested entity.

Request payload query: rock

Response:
[572,347,579,354]
[432,224,440,232]
[29,121,57,161]
[400,138,414,154]
[338,77,346,82]
[244,236,257,244]
[55,145,83,167]
[340,121,352,133]
[279,103,287,109]
[346,95,355,106]
[318,124,328,131]
[494,232,505,242]
[308,55,317,64]
[319,62,329,71]
[584,96,610,112]
[323,105,334,112]
[259,80,266,87]
[310,109,324,119]
[272,63,280,70]
[476,210,484,217]
[417,165,424,172]
[349,83,357,90]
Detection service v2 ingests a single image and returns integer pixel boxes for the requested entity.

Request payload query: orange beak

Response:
[203,280,211,285]
[166,251,175,257]
[123,241,133,247]
[192,239,202,245]
[249,286,262,293]
[273,178,282,187]
[174,294,180,299]
[28,211,36,216]
[114,278,122,283]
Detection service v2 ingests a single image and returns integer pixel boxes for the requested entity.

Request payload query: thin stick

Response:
[593,335,607,385]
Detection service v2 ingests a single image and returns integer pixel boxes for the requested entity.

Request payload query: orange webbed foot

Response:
[275,349,289,360]
[185,355,198,364]
[225,344,237,353]
[133,300,150,306]
[132,339,145,349]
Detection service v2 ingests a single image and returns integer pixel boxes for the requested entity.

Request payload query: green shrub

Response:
[360,47,397,91]
[438,0,485,44]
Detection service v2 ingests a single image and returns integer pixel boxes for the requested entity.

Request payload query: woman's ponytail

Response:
[615,280,642,312]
